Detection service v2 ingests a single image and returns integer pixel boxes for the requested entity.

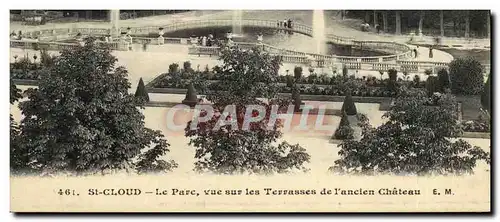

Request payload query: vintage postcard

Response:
[9,9,491,213]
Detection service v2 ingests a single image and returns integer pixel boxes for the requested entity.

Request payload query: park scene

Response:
[9,10,491,177]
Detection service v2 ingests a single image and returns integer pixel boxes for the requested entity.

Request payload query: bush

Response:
[425,76,438,97]
[424,69,432,76]
[481,73,491,114]
[182,82,198,107]
[185,46,310,174]
[294,66,303,80]
[333,112,354,140]
[413,75,421,87]
[437,68,450,92]
[342,65,348,77]
[168,63,179,74]
[449,57,484,95]
[292,88,303,112]
[307,73,318,84]
[134,77,150,103]
[341,92,357,115]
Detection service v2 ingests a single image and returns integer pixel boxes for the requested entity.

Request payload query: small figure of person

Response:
[375,24,381,33]
[413,47,418,58]
[429,46,434,58]
[142,42,148,51]
[287,19,292,29]
[277,20,280,27]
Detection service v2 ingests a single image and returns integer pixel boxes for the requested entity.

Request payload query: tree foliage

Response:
[333,112,354,140]
[331,87,490,176]
[182,82,199,107]
[185,45,310,175]
[13,37,177,175]
[449,57,484,95]
[294,66,303,80]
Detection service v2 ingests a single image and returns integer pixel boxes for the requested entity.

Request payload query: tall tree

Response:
[185,45,310,175]
[331,87,490,175]
[14,37,177,175]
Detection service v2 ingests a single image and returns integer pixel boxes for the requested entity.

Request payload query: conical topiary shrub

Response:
[134,77,149,102]
[333,112,354,140]
[182,82,198,107]
[341,91,357,115]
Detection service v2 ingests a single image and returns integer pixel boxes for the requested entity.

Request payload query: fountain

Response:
[312,10,326,54]
[231,10,245,39]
